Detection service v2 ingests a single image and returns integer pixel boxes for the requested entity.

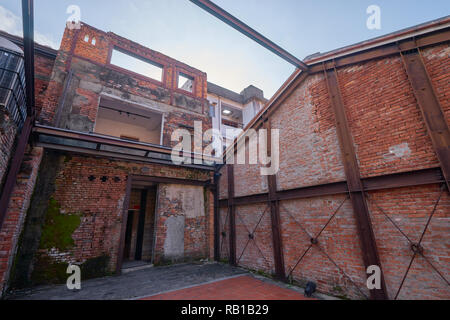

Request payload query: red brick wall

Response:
[367,184,450,300]
[235,203,275,274]
[280,195,369,299]
[0,147,43,295]
[34,54,56,115]
[220,42,450,299]
[271,73,345,190]
[337,56,439,178]
[421,44,450,123]
[39,22,210,139]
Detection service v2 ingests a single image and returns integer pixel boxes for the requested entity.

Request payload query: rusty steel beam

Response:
[308,27,450,74]
[131,175,212,187]
[22,0,35,117]
[189,0,308,70]
[324,68,388,300]
[401,49,450,192]
[265,119,286,280]
[218,167,444,208]
[227,164,236,265]
[363,167,444,191]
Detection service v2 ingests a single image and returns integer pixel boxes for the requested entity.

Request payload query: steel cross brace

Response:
[236,205,271,269]
[281,197,369,298]
[367,185,449,299]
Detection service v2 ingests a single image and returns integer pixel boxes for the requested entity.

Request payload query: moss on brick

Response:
[31,254,111,285]
[39,197,81,251]
[80,254,111,280]
[31,255,69,285]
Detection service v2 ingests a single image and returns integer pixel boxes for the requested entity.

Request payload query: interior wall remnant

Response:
[154,184,207,263]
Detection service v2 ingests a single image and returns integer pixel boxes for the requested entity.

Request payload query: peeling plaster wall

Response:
[154,184,208,263]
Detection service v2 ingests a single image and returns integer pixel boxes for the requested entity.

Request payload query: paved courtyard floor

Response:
[142,275,314,300]
[7,262,327,300]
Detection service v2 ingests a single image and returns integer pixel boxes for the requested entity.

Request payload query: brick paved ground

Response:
[142,275,315,300]
[8,263,245,300]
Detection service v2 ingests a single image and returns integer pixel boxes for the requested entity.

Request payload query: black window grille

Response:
[0,45,27,130]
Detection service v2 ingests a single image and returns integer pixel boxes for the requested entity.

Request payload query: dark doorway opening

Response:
[122,186,157,270]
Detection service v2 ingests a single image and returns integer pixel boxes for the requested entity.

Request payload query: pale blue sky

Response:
[1,1,449,98]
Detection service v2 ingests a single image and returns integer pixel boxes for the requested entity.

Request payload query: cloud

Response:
[0,5,58,49]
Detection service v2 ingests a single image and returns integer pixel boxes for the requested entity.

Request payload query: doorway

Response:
[122,186,157,270]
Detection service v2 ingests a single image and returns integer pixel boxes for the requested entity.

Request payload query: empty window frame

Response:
[178,72,194,93]
[110,48,163,82]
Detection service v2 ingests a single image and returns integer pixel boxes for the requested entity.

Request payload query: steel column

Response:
[324,68,388,300]
[265,119,286,280]
[227,164,236,265]
[213,169,221,261]
[400,49,450,192]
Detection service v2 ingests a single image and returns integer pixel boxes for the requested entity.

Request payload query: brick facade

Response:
[0,22,216,294]
[39,23,211,149]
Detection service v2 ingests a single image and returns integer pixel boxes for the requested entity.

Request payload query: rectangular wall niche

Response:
[94,97,163,145]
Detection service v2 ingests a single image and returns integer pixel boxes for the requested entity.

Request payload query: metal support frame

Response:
[323,67,388,300]
[219,167,444,208]
[213,169,221,261]
[265,119,285,280]
[400,48,450,192]
[366,186,449,300]
[189,0,308,70]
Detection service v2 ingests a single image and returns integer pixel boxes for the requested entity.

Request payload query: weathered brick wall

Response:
[28,153,212,279]
[337,56,439,178]
[235,203,275,274]
[0,147,43,295]
[271,73,345,190]
[39,23,211,148]
[154,183,210,263]
[367,184,450,300]
[221,42,450,299]
[34,53,56,115]
[280,195,369,299]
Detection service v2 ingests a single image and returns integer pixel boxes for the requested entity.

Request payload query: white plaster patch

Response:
[165,184,205,218]
[343,64,364,73]
[163,215,185,259]
[385,143,411,160]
